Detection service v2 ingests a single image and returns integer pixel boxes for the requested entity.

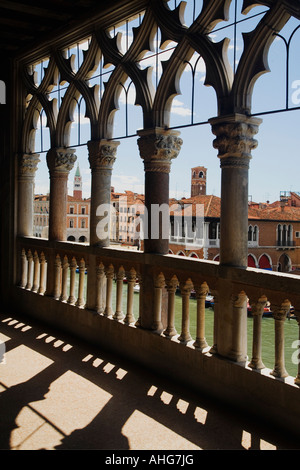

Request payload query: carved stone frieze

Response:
[137,129,183,173]
[209,114,262,168]
[88,139,120,171]
[47,147,77,174]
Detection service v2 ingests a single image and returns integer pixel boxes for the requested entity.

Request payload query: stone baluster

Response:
[96,262,105,314]
[230,291,248,362]
[76,258,86,308]
[18,153,40,237]
[209,115,261,361]
[249,295,268,370]
[53,254,62,300]
[152,272,165,333]
[271,300,290,378]
[137,128,182,254]
[124,268,136,325]
[104,264,114,317]
[135,274,143,327]
[20,249,27,288]
[194,282,209,351]
[31,251,40,293]
[114,266,125,321]
[294,310,300,386]
[68,257,77,305]
[209,290,218,354]
[38,252,47,295]
[47,148,77,241]
[88,140,119,246]
[60,256,69,302]
[178,279,193,344]
[25,250,33,290]
[164,275,179,338]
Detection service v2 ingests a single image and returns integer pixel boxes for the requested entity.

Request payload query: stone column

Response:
[249,295,267,370]
[209,114,261,361]
[47,148,76,241]
[18,153,40,237]
[137,128,182,254]
[164,275,179,338]
[271,300,290,378]
[209,114,261,268]
[114,266,125,321]
[194,282,209,351]
[231,290,248,363]
[124,268,136,325]
[104,264,114,317]
[88,140,119,247]
[294,310,300,386]
[178,278,193,344]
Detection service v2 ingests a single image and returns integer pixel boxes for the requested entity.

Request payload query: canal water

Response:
[80,277,299,379]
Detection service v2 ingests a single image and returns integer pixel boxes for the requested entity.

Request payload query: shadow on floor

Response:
[0,311,299,451]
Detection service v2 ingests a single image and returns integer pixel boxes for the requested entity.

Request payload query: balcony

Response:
[2,0,300,452]
[14,235,300,443]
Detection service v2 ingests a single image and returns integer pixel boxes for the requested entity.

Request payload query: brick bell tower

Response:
[191,166,207,197]
[73,163,83,199]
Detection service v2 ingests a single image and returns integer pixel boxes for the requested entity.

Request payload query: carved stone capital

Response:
[209,114,262,168]
[166,275,179,293]
[232,290,248,308]
[137,128,183,173]
[180,278,194,295]
[250,295,268,316]
[47,147,77,174]
[195,281,209,299]
[272,300,291,321]
[88,139,119,171]
[19,153,40,177]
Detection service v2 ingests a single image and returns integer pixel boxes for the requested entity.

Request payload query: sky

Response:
[33,0,300,205]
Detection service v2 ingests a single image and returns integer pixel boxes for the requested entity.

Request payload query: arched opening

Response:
[278,253,291,273]
[248,254,256,268]
[259,254,272,270]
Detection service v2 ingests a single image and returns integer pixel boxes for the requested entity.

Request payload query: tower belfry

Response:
[191,166,207,196]
[73,164,82,199]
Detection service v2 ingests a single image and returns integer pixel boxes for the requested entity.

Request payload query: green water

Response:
[81,278,299,379]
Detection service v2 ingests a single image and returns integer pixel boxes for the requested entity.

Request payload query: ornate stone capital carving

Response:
[166,275,179,293]
[180,278,194,295]
[195,281,209,299]
[88,139,120,171]
[137,128,183,173]
[250,295,268,316]
[19,153,40,177]
[209,114,262,168]
[47,147,77,174]
[272,300,291,321]
[232,290,248,308]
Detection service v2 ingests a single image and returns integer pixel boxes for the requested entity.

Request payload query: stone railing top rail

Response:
[18,236,300,309]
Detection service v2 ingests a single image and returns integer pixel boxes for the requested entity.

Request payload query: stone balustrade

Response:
[17,236,300,387]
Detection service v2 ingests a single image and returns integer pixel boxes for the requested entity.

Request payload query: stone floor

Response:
[0,310,299,451]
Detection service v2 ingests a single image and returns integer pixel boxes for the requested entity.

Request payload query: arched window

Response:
[248,225,253,241]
